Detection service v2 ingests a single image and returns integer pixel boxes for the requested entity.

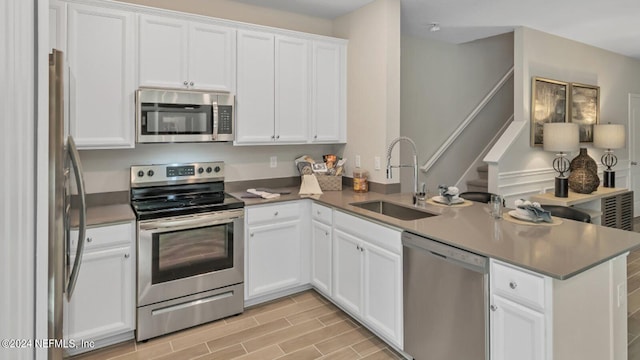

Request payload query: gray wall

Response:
[500,27,640,175]
[400,32,514,193]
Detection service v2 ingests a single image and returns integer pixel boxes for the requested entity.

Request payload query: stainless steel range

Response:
[130,161,244,341]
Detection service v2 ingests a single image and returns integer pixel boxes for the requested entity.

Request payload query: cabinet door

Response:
[310,220,332,296]
[236,30,275,144]
[65,246,134,342]
[311,41,345,143]
[139,14,188,89]
[332,229,363,315]
[246,220,302,299]
[274,36,308,143]
[491,295,546,360]
[49,0,66,52]
[67,4,135,148]
[188,22,235,92]
[362,241,403,348]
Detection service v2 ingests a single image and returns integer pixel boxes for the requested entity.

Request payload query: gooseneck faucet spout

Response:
[386,136,419,203]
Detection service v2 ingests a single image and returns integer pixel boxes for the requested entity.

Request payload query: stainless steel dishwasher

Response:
[402,231,489,360]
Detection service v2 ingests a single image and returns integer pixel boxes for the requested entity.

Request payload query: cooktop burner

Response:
[130,162,244,220]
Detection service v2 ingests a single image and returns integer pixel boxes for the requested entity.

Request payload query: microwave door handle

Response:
[212,99,219,141]
[66,135,87,301]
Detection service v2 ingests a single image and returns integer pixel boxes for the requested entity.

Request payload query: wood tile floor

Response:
[70,290,402,360]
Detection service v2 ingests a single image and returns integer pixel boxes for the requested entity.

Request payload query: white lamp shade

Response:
[593,124,625,149]
[543,122,579,152]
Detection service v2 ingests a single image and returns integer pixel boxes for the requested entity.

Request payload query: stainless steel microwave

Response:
[136,88,234,143]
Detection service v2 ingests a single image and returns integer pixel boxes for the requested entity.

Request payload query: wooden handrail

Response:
[420,66,514,173]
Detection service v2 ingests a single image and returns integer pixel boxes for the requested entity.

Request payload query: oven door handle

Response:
[140,216,235,232]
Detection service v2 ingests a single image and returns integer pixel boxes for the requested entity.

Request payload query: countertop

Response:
[70,204,135,228]
[233,187,640,280]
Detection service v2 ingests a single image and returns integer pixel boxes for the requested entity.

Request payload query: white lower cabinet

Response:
[310,218,332,296]
[332,211,403,349]
[490,295,545,360]
[65,222,135,354]
[245,201,309,301]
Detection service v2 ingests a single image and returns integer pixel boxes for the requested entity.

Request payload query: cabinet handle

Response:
[183,80,189,86]
[314,135,318,139]
[509,281,518,289]
[190,81,194,86]
[276,135,280,139]
[274,211,278,216]
[325,231,329,236]
[86,237,92,243]
[250,233,254,237]
[317,210,321,215]
[124,253,130,259]
[490,305,498,312]
[356,245,360,251]
[271,135,275,139]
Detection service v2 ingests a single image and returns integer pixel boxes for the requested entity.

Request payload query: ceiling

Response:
[230,0,640,60]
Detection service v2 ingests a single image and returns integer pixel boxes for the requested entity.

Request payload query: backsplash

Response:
[79,142,342,193]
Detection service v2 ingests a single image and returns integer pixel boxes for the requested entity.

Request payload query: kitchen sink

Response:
[350,200,437,221]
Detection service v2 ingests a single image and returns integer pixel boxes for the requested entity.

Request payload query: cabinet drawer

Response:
[247,202,301,225]
[491,261,546,311]
[312,203,332,224]
[70,222,133,252]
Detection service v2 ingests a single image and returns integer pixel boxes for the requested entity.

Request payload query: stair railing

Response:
[420,66,514,173]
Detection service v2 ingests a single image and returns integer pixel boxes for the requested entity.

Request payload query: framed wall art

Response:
[569,83,600,142]
[530,77,569,146]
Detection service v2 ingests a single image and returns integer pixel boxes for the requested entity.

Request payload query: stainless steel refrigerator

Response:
[48,49,88,360]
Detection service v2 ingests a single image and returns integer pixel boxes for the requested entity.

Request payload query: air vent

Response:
[601,191,634,231]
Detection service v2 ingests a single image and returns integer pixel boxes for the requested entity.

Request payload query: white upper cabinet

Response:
[49,0,66,52]
[236,31,309,144]
[67,3,135,149]
[236,29,346,145]
[311,41,346,143]
[274,35,309,143]
[139,14,235,92]
[236,30,275,143]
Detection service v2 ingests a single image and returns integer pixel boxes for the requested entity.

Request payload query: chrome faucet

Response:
[386,136,419,204]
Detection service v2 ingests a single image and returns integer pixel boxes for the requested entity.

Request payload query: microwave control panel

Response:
[218,105,233,134]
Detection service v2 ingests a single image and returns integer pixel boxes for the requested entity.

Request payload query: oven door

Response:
[137,209,244,307]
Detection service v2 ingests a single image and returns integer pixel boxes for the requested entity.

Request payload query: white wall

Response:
[400,33,514,192]
[493,27,640,203]
[333,0,401,184]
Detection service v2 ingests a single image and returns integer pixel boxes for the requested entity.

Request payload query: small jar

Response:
[353,168,369,193]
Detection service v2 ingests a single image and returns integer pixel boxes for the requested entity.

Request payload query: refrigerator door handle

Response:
[66,135,87,300]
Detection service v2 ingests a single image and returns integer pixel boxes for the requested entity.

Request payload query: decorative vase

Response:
[568,168,600,194]
[570,148,598,173]
[568,148,599,194]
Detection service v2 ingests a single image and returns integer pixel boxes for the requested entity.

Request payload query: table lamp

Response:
[594,123,625,187]
[543,123,579,197]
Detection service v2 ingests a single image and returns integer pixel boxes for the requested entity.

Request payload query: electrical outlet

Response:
[374,156,381,170]
[355,155,361,168]
[270,156,277,168]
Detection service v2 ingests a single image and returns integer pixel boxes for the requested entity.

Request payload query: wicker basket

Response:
[315,174,342,191]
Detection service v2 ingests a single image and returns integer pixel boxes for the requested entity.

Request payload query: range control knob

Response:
[198,167,204,174]
[214,166,221,173]
[147,170,154,177]
[206,167,212,173]
[137,170,144,177]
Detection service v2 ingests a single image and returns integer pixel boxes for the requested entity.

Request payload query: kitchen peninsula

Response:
[236,187,640,360]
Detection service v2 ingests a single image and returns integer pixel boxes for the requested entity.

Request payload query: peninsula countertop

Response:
[234,188,640,280]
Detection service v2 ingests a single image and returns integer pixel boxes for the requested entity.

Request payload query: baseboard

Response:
[244,284,313,308]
